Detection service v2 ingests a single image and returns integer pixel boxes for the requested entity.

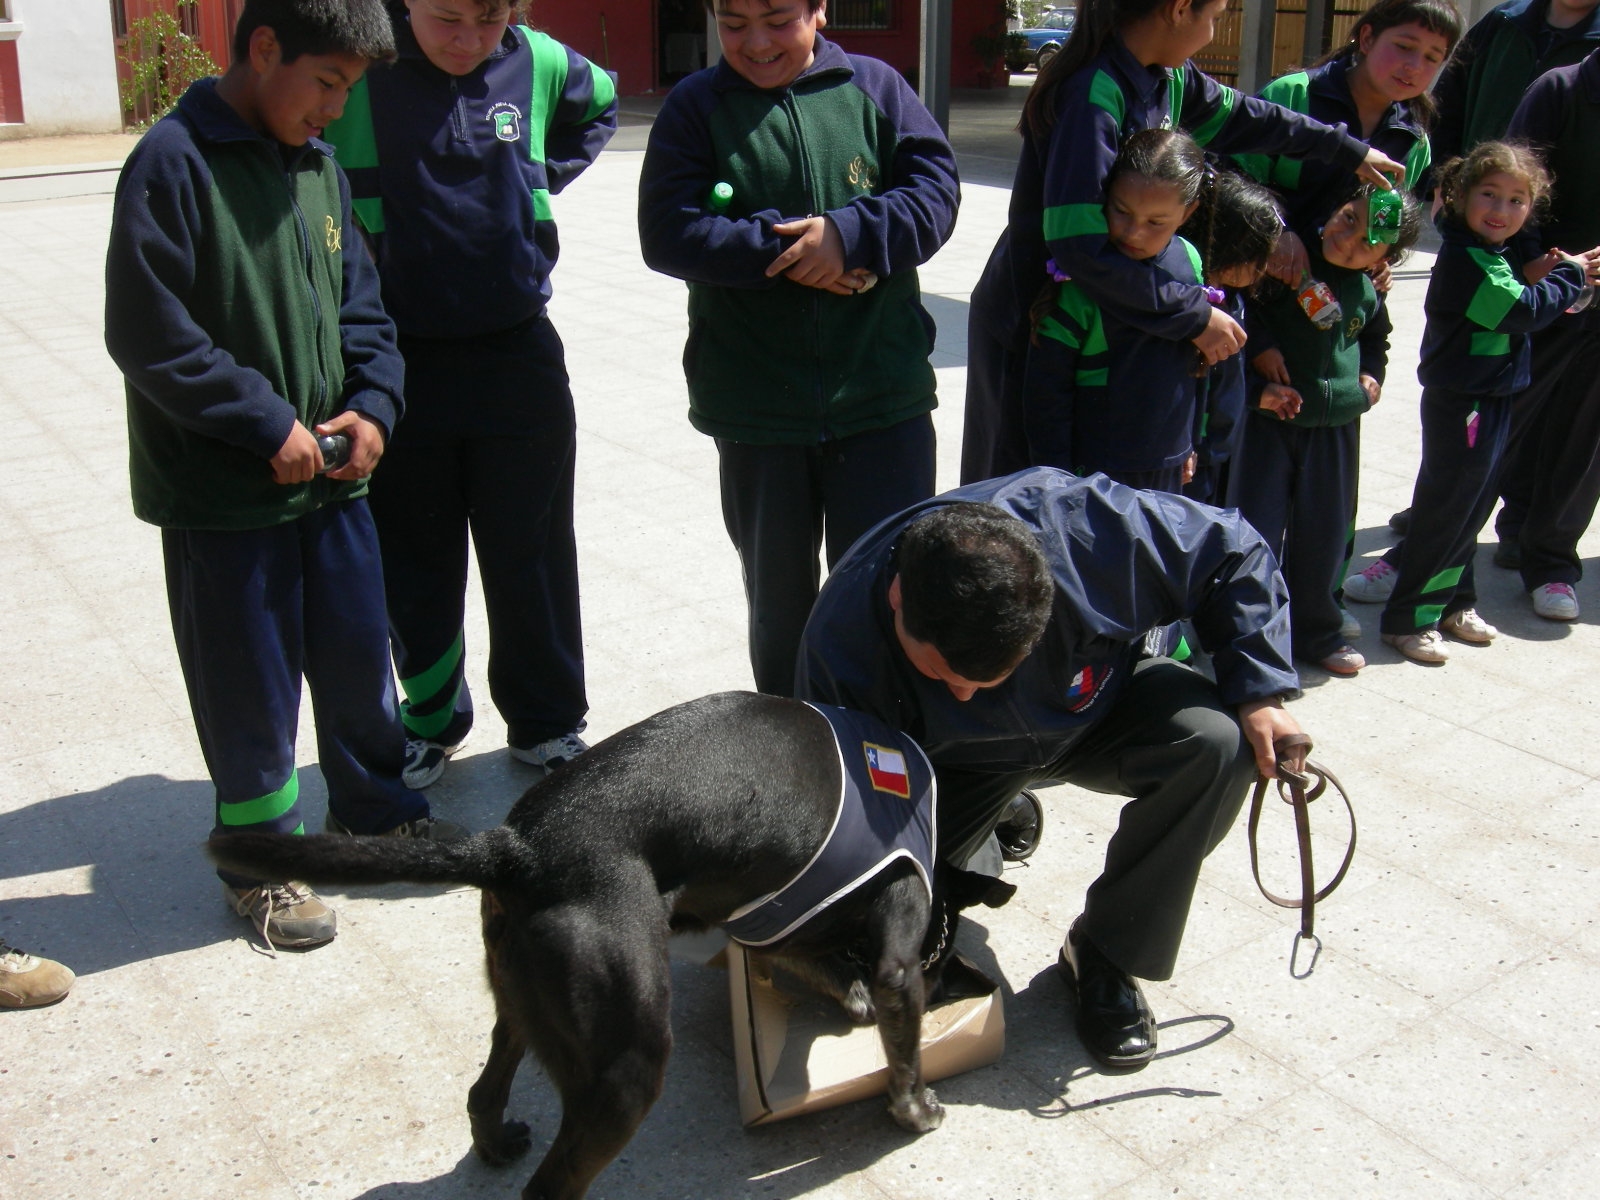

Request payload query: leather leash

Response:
[1247,733,1357,978]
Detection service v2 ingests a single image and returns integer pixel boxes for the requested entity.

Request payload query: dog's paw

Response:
[840,980,876,1025]
[473,1119,533,1165]
[888,1086,944,1134]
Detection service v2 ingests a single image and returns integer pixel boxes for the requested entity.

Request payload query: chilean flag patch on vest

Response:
[1066,664,1108,712]
[864,743,911,797]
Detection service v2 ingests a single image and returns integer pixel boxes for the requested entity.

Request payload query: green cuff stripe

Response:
[1414,604,1446,627]
[1189,86,1234,145]
[400,631,465,706]
[1043,203,1106,242]
[220,771,299,827]
[1422,565,1465,595]
[403,680,465,740]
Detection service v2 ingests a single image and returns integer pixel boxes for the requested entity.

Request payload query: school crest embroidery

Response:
[846,155,878,193]
[324,215,341,252]
[489,104,523,143]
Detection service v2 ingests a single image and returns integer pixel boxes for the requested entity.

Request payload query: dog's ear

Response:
[940,865,1018,910]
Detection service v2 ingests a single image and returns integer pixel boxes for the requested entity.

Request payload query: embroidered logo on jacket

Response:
[1066,664,1112,712]
[846,155,878,193]
[324,216,341,253]
[864,743,910,797]
[489,104,523,143]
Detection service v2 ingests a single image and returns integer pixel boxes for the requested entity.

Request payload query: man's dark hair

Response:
[233,0,396,65]
[897,504,1053,682]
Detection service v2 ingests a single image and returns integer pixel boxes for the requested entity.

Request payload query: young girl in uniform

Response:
[1370,143,1591,663]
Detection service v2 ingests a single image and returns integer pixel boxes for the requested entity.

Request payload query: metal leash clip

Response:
[1247,733,1357,978]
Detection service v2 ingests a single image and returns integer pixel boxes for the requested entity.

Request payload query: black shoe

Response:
[1388,508,1411,536]
[1492,540,1521,570]
[1059,919,1156,1071]
[994,789,1043,861]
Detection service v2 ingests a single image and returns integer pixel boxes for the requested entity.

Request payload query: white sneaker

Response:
[1339,607,1362,640]
[1530,583,1579,621]
[509,730,590,770]
[1343,559,1398,603]
[1441,608,1497,644]
[1382,629,1451,664]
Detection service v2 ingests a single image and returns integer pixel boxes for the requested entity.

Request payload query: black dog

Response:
[207,691,1012,1200]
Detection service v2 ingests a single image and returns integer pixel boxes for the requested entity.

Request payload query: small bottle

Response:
[708,181,734,214]
[1566,284,1594,314]
[316,433,351,473]
[1296,273,1343,330]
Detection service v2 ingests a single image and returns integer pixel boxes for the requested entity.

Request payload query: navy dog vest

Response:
[722,703,936,947]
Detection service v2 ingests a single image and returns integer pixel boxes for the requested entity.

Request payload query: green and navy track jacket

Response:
[1418,215,1585,396]
[1432,0,1600,167]
[1022,237,1204,474]
[105,79,403,532]
[1234,57,1431,231]
[324,18,616,339]
[1243,242,1390,428]
[969,34,1369,353]
[637,37,960,444]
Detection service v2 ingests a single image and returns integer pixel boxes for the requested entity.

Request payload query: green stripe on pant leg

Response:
[1410,565,1464,630]
[399,630,466,739]
[220,771,299,828]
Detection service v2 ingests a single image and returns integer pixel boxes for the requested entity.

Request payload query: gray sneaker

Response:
[401,733,469,790]
[509,731,589,770]
[224,881,337,950]
[324,812,470,842]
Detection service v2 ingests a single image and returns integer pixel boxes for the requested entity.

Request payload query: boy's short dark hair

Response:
[702,0,826,13]
[232,0,396,65]
[897,503,1053,681]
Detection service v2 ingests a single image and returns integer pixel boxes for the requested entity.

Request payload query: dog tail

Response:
[205,828,521,891]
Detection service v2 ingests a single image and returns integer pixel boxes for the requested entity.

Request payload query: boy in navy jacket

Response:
[638,0,959,697]
[323,0,617,787]
[104,0,461,951]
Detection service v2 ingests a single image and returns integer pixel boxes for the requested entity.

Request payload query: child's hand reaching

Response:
[1360,374,1382,407]
[316,410,387,480]
[1193,306,1247,365]
[768,215,847,289]
[1260,382,1303,420]
[1250,347,1292,386]
[1266,229,1309,287]
[271,421,322,485]
[1524,249,1565,284]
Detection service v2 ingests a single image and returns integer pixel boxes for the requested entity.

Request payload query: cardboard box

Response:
[728,945,1005,1126]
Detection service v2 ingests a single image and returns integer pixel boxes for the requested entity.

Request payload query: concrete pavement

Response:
[3,84,1599,1199]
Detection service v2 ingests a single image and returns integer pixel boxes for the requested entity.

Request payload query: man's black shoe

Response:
[1059,919,1156,1071]
[1492,540,1521,570]
[995,789,1043,861]
[1388,508,1411,536]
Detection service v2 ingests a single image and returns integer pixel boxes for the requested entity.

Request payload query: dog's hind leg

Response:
[869,873,944,1134]
[468,1015,533,1165]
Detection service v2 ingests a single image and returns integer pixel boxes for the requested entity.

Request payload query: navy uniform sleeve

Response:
[331,163,404,438]
[825,60,960,277]
[103,122,296,461]
[1504,65,1570,157]
[543,42,618,194]
[1358,292,1392,386]
[1021,287,1091,471]
[637,73,790,289]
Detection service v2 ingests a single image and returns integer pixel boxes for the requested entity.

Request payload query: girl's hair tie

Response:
[1204,285,1227,306]
[1044,258,1073,284]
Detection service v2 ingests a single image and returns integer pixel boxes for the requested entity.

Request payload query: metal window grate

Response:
[829,0,892,31]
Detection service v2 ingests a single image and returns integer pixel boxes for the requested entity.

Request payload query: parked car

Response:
[1007,8,1075,72]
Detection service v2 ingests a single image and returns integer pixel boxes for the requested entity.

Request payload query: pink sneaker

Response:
[1343,559,1397,603]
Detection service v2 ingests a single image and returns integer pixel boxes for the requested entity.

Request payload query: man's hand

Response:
[271,421,322,485]
[768,215,847,289]
[1237,695,1306,779]
[315,410,387,480]
[1192,305,1247,366]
